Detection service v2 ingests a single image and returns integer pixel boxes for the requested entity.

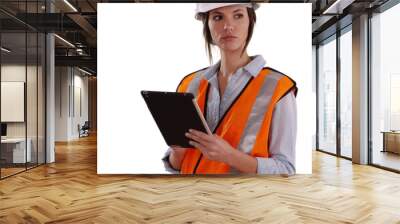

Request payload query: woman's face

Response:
[208,5,250,53]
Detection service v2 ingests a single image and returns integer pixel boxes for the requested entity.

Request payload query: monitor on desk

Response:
[1,123,7,138]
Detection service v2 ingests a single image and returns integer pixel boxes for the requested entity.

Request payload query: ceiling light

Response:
[1,47,11,53]
[76,48,84,55]
[54,34,75,48]
[63,0,78,12]
[78,67,93,76]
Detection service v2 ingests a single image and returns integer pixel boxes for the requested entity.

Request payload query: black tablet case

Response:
[141,90,211,148]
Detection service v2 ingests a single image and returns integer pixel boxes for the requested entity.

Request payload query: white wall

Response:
[73,72,89,136]
[55,67,89,141]
[55,66,69,141]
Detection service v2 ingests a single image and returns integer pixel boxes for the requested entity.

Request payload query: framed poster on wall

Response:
[1,81,25,122]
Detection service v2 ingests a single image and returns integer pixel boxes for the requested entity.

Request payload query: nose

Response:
[223,21,234,33]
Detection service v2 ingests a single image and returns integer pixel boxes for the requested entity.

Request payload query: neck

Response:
[219,49,251,77]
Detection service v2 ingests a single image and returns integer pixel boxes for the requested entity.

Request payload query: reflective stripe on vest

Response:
[177,68,296,174]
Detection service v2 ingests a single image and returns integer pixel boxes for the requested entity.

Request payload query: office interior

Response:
[0,0,400,222]
[0,0,97,179]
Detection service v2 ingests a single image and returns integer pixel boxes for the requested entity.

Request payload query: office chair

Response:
[79,121,90,138]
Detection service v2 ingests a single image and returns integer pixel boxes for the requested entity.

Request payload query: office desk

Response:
[1,138,32,163]
[381,131,400,154]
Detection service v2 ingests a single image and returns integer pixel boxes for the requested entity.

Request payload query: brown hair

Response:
[198,7,257,64]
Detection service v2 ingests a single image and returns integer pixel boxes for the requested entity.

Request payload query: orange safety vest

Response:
[176,67,297,174]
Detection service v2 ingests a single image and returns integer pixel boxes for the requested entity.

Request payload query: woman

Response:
[163,3,297,175]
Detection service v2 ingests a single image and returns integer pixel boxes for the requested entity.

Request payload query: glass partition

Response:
[26,0,44,169]
[27,30,38,169]
[1,31,28,178]
[317,35,337,155]
[0,1,46,179]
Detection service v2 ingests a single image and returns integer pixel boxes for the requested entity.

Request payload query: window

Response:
[318,36,337,155]
[339,28,352,158]
[371,2,400,171]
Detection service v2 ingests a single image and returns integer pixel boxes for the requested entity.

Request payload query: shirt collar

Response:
[244,55,266,77]
[201,55,266,80]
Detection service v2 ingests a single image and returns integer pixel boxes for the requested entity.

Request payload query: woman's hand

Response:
[169,146,187,170]
[185,129,258,173]
[185,129,234,165]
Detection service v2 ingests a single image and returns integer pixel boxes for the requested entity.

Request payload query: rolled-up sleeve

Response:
[162,148,181,174]
[256,91,297,175]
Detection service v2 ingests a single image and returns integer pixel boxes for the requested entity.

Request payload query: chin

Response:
[219,43,243,52]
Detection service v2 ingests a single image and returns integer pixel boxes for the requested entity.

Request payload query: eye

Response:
[212,15,222,21]
[234,13,244,19]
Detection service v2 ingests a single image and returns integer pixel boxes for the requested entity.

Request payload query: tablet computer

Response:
[141,90,212,148]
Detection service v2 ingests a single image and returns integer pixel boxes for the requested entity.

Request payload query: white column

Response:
[352,14,369,164]
[46,1,55,163]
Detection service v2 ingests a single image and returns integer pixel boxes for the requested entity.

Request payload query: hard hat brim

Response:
[195,3,259,21]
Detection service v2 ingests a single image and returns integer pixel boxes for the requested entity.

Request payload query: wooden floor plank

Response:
[0,134,400,223]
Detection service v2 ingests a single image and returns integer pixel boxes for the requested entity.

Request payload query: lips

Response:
[221,35,237,40]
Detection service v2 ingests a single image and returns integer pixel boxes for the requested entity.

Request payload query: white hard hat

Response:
[195,3,260,20]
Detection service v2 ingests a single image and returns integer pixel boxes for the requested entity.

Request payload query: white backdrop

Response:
[98,3,313,174]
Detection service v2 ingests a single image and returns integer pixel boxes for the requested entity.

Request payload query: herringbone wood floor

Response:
[1,134,400,223]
